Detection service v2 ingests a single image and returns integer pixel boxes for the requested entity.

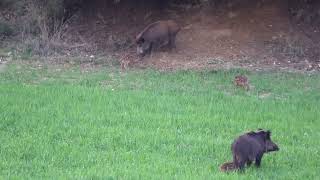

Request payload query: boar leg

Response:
[255,153,264,167]
[169,35,176,49]
[148,43,154,58]
[146,43,153,55]
[238,161,246,172]
[234,155,245,171]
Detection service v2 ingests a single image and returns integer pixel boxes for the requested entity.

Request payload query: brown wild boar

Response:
[234,75,249,90]
[220,129,279,172]
[220,161,236,172]
[135,20,180,56]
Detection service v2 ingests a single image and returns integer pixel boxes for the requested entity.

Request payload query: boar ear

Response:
[247,131,257,136]
[266,130,271,138]
[260,130,271,140]
[255,130,268,138]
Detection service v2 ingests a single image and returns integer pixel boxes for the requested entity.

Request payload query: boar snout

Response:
[266,140,279,152]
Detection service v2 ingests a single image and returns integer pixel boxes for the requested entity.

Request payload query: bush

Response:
[12,0,83,55]
[0,21,13,37]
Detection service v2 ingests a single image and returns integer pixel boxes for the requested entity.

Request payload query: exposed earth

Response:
[2,0,320,71]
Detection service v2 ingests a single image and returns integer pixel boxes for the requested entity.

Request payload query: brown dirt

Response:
[0,57,10,72]
[65,0,320,71]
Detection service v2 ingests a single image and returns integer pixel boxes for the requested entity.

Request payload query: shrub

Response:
[14,0,83,55]
[0,21,13,37]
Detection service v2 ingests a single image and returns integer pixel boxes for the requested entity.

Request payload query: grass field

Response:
[0,61,319,179]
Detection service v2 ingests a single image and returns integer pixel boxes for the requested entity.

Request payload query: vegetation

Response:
[0,61,319,179]
[1,0,319,56]
[0,0,319,178]
[0,21,13,37]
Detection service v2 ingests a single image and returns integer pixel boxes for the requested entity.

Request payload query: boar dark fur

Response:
[135,20,180,56]
[220,129,279,172]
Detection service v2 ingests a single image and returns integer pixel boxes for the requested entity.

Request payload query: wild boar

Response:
[220,129,279,172]
[135,20,180,56]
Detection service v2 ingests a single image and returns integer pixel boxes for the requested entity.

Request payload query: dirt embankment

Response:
[3,0,320,71]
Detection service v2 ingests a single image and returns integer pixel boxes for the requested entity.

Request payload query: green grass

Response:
[0,62,320,179]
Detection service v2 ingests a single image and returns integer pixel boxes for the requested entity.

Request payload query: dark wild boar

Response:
[220,129,279,172]
[135,20,180,56]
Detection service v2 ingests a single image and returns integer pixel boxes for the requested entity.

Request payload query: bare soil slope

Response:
[68,0,320,71]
